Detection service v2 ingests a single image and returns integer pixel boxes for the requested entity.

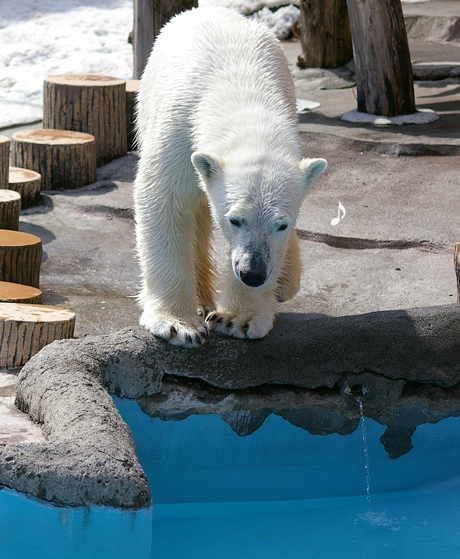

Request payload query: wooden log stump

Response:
[0,230,42,288]
[43,74,127,166]
[298,0,353,69]
[126,79,141,151]
[0,190,21,231]
[346,0,416,117]
[0,303,75,368]
[0,281,42,304]
[455,241,460,303]
[0,135,10,190]
[9,167,41,209]
[10,129,96,191]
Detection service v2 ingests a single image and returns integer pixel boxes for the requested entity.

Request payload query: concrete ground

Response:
[0,0,459,439]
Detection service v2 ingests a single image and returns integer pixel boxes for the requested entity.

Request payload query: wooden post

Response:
[0,303,75,368]
[133,0,198,79]
[298,0,353,69]
[11,130,96,191]
[0,190,21,231]
[9,167,41,209]
[346,0,416,117]
[43,74,127,166]
[0,230,42,288]
[0,281,42,304]
[126,79,141,151]
[0,135,10,190]
[455,241,460,303]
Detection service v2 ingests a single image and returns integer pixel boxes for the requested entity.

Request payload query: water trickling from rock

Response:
[358,396,372,510]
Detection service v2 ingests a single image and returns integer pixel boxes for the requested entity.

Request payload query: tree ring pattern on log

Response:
[10,130,96,191]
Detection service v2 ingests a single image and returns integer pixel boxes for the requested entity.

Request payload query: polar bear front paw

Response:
[206,310,273,340]
[140,309,209,348]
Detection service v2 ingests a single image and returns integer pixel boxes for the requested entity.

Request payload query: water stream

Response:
[358,396,372,510]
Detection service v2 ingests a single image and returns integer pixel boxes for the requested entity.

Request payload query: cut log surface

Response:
[126,79,141,151]
[10,129,96,191]
[0,281,42,304]
[0,190,21,231]
[0,230,42,288]
[43,74,127,166]
[0,303,75,368]
[9,167,41,209]
[0,135,10,190]
[456,241,460,303]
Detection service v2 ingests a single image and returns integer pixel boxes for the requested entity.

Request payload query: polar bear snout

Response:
[234,251,269,288]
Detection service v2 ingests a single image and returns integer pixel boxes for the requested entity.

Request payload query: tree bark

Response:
[11,129,96,191]
[0,190,21,231]
[133,0,198,79]
[8,167,41,209]
[126,79,141,151]
[0,281,42,304]
[0,136,10,190]
[0,303,75,368]
[298,0,353,69]
[0,230,42,288]
[43,74,127,166]
[346,0,416,117]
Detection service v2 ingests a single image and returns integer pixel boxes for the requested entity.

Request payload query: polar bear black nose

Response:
[240,270,266,287]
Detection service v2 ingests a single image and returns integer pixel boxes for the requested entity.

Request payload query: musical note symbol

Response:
[331,202,346,226]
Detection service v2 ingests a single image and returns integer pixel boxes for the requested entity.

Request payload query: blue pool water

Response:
[3,397,460,558]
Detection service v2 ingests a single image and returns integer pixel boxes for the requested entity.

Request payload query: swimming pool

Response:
[3,396,460,558]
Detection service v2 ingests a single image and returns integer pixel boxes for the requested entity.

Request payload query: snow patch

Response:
[340,108,439,126]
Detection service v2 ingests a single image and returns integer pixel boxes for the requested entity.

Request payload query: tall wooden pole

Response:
[346,0,416,117]
[298,0,352,69]
[133,0,198,79]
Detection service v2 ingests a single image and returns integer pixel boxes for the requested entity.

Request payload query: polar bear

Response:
[134,6,326,348]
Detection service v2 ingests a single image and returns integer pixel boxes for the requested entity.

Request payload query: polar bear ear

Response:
[191,152,222,184]
[299,158,327,194]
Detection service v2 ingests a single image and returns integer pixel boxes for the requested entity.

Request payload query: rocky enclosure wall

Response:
[1,304,460,508]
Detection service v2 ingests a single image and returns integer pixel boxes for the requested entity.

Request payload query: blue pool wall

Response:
[114,397,460,505]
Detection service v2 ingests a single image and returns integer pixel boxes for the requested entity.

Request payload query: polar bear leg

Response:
[193,198,215,316]
[136,180,209,347]
[275,229,302,303]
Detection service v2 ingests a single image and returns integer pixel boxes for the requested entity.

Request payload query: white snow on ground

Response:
[0,0,301,129]
[341,108,439,126]
[0,0,133,128]
[249,5,299,40]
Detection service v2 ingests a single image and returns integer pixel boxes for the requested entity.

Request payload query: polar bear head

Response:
[192,152,327,288]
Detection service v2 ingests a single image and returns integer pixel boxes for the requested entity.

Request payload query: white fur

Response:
[134,6,326,347]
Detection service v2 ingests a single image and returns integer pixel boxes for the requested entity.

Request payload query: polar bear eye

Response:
[277,224,288,231]
[229,218,242,227]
